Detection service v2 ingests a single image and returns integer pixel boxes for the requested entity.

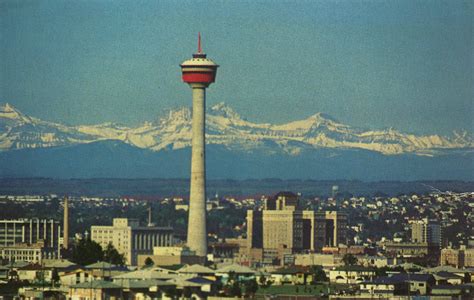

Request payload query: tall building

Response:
[180,33,219,257]
[314,211,348,250]
[0,218,61,260]
[246,192,347,264]
[91,218,173,266]
[410,218,442,247]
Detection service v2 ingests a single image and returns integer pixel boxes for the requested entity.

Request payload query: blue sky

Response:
[1,0,472,134]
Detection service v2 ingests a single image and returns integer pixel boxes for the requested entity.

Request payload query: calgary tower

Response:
[180,33,218,257]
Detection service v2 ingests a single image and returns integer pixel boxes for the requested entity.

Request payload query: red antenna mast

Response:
[198,32,202,53]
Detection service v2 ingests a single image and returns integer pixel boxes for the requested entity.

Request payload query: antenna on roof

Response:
[198,32,202,54]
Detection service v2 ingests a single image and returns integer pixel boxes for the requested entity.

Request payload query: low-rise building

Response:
[384,242,429,257]
[360,276,405,297]
[390,273,435,295]
[358,256,392,268]
[329,266,376,284]
[0,242,44,263]
[441,246,474,268]
[433,271,465,285]
[361,273,436,296]
[270,266,313,285]
[215,264,256,283]
[68,280,123,300]
[294,253,343,268]
[16,264,52,283]
[137,246,203,267]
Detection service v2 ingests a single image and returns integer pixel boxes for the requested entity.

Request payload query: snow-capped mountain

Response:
[0,103,94,150]
[0,102,472,156]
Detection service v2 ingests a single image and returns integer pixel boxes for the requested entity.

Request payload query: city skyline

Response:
[0,2,473,297]
[1,0,472,135]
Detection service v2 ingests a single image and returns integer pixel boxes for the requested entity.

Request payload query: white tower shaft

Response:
[187,85,207,257]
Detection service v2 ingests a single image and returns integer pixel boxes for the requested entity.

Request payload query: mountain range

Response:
[0,102,472,180]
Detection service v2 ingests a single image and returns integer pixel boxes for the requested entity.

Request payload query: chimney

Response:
[148,206,152,226]
[63,196,69,249]
[147,205,155,227]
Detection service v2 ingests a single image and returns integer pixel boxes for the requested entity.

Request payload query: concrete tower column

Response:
[187,86,207,257]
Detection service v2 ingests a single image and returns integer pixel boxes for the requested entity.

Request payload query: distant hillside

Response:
[0,177,472,197]
[0,140,472,180]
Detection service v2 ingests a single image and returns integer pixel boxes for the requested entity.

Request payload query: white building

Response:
[91,218,173,266]
[329,267,376,284]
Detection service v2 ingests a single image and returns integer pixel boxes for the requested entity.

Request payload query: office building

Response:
[410,218,443,247]
[0,218,61,261]
[91,218,173,266]
[314,211,348,250]
[246,192,347,264]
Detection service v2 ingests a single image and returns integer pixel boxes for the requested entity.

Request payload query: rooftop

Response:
[216,264,256,275]
[178,264,215,274]
[71,280,121,289]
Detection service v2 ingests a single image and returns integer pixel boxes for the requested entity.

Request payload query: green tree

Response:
[51,268,60,287]
[183,287,192,298]
[103,243,125,266]
[71,238,103,266]
[342,254,358,266]
[144,257,154,267]
[223,271,243,297]
[163,286,180,299]
[259,276,273,296]
[244,279,258,297]
[229,281,242,297]
[8,269,19,282]
[311,265,327,283]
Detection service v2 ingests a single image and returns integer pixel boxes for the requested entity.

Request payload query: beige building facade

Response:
[0,242,44,263]
[137,246,203,267]
[246,192,347,264]
[441,247,474,268]
[91,218,173,266]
